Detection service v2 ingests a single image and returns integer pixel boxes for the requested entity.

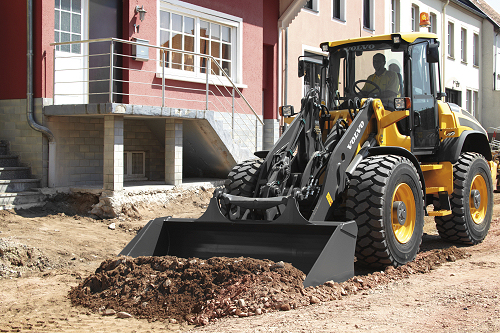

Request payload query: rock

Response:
[271,261,285,270]
[195,316,209,326]
[116,312,133,318]
[237,299,246,307]
[255,308,262,315]
[108,223,116,230]
[280,303,291,311]
[103,309,116,316]
[324,280,335,287]
[309,296,320,304]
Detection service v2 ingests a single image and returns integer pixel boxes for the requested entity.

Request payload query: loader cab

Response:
[323,33,443,155]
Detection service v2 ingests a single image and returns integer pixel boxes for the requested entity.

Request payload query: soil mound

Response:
[69,246,469,326]
[0,238,53,278]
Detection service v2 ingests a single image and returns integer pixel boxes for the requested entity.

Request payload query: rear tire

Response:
[434,152,493,244]
[346,155,424,267]
[225,158,264,197]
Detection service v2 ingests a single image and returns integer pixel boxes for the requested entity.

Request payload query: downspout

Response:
[441,0,449,100]
[27,0,56,187]
[284,27,288,105]
[495,31,498,91]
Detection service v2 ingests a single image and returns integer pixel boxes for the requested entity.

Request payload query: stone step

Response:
[0,191,45,210]
[0,155,19,167]
[0,167,31,180]
[0,179,41,193]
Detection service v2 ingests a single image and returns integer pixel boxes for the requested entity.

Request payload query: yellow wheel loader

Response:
[121,33,497,287]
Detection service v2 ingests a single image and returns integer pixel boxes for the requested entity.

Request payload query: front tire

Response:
[346,155,424,267]
[224,158,263,197]
[434,152,493,244]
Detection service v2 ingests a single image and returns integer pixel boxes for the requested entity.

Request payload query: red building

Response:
[0,0,305,194]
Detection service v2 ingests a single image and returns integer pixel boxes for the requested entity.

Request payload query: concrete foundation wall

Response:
[0,99,46,186]
[213,112,263,152]
[46,116,104,187]
[263,119,280,151]
[124,119,165,181]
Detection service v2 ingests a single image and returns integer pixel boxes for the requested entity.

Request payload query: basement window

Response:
[124,151,146,180]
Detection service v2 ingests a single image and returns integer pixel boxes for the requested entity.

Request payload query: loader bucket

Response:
[120,197,357,287]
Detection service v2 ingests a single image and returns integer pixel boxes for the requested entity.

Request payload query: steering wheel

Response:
[353,79,382,98]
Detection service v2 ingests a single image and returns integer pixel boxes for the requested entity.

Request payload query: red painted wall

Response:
[263,0,279,120]
[1,2,27,99]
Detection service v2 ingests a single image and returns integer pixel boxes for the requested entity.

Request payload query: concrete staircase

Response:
[0,140,44,210]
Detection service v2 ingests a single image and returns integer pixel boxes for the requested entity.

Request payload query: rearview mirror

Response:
[298,60,305,78]
[427,43,439,63]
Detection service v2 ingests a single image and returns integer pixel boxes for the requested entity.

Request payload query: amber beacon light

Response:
[420,12,430,27]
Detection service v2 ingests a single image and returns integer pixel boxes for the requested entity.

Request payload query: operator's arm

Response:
[382,71,400,98]
[361,74,375,92]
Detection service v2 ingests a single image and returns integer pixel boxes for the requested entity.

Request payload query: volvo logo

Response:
[347,121,365,150]
[343,44,375,52]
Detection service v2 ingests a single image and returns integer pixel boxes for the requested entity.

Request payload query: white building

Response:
[387,0,500,133]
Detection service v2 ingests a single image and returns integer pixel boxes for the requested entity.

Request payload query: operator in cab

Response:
[361,53,400,108]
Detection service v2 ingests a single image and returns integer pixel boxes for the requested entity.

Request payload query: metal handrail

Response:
[50,37,262,125]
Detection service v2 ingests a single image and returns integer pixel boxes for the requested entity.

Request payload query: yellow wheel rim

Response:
[470,175,488,224]
[391,183,416,244]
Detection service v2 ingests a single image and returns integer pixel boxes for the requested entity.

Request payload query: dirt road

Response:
[0,187,499,333]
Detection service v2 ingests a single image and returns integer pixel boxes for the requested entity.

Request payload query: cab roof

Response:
[323,32,438,48]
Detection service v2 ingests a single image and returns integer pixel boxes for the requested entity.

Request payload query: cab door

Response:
[410,42,439,154]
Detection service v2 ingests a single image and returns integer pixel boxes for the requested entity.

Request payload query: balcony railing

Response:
[50,37,262,152]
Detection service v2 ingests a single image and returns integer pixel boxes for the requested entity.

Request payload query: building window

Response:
[303,51,323,95]
[54,0,82,54]
[428,13,436,33]
[445,88,461,106]
[466,89,472,113]
[304,0,318,12]
[391,0,400,33]
[363,0,374,30]
[332,0,345,21]
[124,151,146,180]
[461,28,467,63]
[448,22,455,58]
[411,5,419,32]
[473,33,479,66]
[473,90,478,116]
[158,2,242,82]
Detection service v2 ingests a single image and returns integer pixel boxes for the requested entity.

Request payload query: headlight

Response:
[394,97,411,110]
[279,105,295,117]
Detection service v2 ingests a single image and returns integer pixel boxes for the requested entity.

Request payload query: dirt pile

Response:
[69,246,469,326]
[0,238,53,278]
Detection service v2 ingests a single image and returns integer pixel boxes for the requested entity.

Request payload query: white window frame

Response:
[157,0,243,86]
[461,27,467,63]
[473,32,479,67]
[428,13,436,33]
[466,89,472,113]
[472,90,478,116]
[303,0,319,13]
[124,151,146,180]
[363,0,374,31]
[448,21,455,59]
[391,0,400,33]
[332,0,345,22]
[411,5,419,32]
[54,0,84,54]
